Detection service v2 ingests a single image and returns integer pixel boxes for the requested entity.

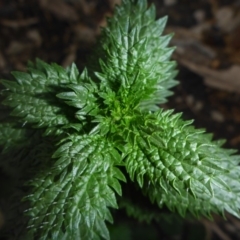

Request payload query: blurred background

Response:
[0,0,240,239]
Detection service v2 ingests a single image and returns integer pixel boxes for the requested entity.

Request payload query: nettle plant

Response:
[1,0,240,239]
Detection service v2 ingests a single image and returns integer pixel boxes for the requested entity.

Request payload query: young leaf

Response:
[0,123,28,153]
[1,60,81,135]
[57,69,100,120]
[123,109,240,218]
[90,0,178,111]
[24,134,125,240]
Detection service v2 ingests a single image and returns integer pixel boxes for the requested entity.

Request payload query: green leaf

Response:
[24,134,125,240]
[0,123,28,153]
[1,59,80,135]
[57,68,100,120]
[123,109,240,218]
[119,195,180,224]
[90,0,178,111]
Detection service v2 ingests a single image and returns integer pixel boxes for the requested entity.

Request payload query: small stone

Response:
[194,10,206,23]
[186,95,194,106]
[164,0,177,7]
[211,110,225,122]
[194,101,203,111]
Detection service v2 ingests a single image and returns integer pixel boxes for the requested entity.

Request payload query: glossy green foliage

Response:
[1,60,81,135]
[24,134,125,240]
[0,0,240,239]
[0,123,27,152]
[91,0,178,111]
[123,109,240,218]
